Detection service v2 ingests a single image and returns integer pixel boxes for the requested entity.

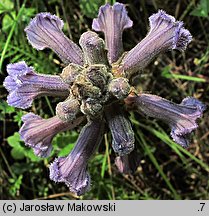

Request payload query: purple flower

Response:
[105,102,135,155]
[125,93,206,147]
[92,3,133,64]
[4,2,205,195]
[50,117,104,195]
[116,10,192,78]
[3,61,69,109]
[25,13,83,65]
[19,113,84,157]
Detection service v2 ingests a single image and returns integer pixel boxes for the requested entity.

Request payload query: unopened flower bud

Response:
[85,64,109,92]
[105,102,135,155]
[81,99,103,117]
[56,97,80,122]
[61,63,84,85]
[79,31,108,65]
[108,77,130,100]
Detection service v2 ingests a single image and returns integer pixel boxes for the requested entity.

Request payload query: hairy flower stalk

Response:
[125,93,206,147]
[4,2,205,195]
[3,61,69,109]
[19,113,84,157]
[49,117,105,195]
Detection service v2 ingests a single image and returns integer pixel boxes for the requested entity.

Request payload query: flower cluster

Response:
[4,2,205,195]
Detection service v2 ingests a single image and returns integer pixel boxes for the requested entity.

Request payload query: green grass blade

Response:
[0,0,26,71]
[44,96,55,116]
[136,130,181,199]
[161,65,206,82]
[131,117,209,172]
[168,74,206,82]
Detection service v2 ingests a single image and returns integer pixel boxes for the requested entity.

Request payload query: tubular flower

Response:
[115,10,192,78]
[92,3,133,64]
[3,61,69,109]
[125,94,206,148]
[50,117,104,195]
[19,113,84,157]
[105,102,135,156]
[4,2,205,195]
[25,13,83,65]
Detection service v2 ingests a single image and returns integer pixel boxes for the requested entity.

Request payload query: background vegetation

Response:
[0,0,208,200]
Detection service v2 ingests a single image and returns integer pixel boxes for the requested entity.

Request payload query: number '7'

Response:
[200,203,205,211]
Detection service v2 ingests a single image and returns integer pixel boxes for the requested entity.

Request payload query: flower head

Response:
[4,2,205,196]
